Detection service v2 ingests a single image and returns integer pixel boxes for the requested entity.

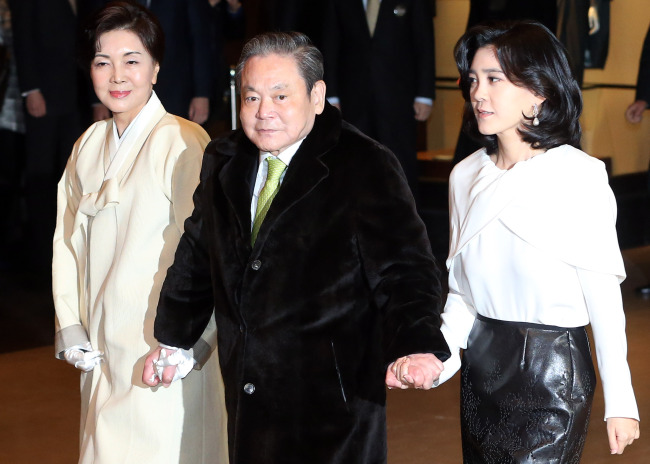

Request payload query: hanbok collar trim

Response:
[104,91,165,181]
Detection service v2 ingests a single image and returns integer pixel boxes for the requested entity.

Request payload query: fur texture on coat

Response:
[155,103,450,463]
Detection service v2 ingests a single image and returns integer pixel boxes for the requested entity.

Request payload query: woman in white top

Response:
[52,2,227,463]
[393,20,640,462]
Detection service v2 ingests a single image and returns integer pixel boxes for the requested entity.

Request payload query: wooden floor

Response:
[1,247,649,463]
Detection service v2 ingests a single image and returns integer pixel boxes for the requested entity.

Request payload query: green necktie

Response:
[366,0,380,36]
[251,157,286,245]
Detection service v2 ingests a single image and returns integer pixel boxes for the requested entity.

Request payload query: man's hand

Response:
[25,90,47,118]
[188,97,210,125]
[625,100,648,124]
[385,353,444,390]
[413,101,432,122]
[606,417,640,455]
[142,346,178,388]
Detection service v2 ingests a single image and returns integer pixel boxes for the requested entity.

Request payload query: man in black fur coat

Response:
[143,31,449,464]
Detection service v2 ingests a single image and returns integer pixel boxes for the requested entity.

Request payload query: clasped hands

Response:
[385,353,444,390]
[142,345,196,388]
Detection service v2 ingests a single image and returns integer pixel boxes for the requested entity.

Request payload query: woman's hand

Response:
[606,417,640,454]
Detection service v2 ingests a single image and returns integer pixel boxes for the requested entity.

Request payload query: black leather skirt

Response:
[460,314,596,463]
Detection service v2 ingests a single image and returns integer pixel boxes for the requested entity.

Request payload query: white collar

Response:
[106,91,161,180]
[258,137,305,167]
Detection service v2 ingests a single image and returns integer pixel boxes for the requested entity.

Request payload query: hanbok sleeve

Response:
[52,147,89,358]
[168,128,208,234]
[577,269,640,421]
[167,124,217,369]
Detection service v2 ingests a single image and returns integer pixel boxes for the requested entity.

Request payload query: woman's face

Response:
[468,46,544,142]
[91,29,159,127]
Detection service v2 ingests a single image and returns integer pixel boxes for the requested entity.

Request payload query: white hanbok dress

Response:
[53,93,228,464]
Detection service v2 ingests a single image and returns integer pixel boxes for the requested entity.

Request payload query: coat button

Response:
[251,260,261,270]
[243,383,255,394]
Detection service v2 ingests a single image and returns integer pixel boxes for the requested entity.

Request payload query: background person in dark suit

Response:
[0,0,26,268]
[84,0,214,125]
[321,0,436,197]
[625,23,650,295]
[9,0,85,272]
[143,31,449,464]
[625,24,650,125]
[144,0,213,124]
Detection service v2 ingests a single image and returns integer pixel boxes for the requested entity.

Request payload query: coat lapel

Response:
[218,133,259,249]
[252,103,341,249]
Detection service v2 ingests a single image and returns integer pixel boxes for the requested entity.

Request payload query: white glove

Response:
[64,342,104,372]
[153,346,196,384]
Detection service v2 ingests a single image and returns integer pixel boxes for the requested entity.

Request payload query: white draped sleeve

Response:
[577,269,639,420]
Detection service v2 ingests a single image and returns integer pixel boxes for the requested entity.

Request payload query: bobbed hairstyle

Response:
[79,1,164,70]
[454,20,582,154]
[235,31,324,96]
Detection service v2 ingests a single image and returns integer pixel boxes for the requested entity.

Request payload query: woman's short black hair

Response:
[454,20,582,154]
[80,1,164,70]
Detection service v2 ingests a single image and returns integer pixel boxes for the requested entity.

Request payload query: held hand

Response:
[413,101,432,122]
[25,91,47,118]
[385,365,409,389]
[625,100,648,124]
[606,417,640,454]
[142,346,178,388]
[386,353,444,390]
[188,97,210,125]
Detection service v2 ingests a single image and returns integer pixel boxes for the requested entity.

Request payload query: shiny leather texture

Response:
[460,315,596,463]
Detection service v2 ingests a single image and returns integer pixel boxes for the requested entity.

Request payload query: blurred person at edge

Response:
[9,0,85,273]
[625,23,650,295]
[0,0,26,266]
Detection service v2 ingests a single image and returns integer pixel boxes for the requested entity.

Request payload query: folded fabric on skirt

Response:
[460,314,596,463]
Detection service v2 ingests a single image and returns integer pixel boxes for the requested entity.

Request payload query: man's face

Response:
[239,53,325,156]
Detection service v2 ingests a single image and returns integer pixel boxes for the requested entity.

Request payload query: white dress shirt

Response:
[250,138,304,229]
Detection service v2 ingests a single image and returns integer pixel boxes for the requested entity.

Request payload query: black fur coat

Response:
[155,103,450,463]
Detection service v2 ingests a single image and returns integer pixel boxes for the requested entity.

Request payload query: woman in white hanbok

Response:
[392,21,640,462]
[52,3,227,463]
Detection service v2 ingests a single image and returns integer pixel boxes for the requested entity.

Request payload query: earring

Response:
[532,103,540,126]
